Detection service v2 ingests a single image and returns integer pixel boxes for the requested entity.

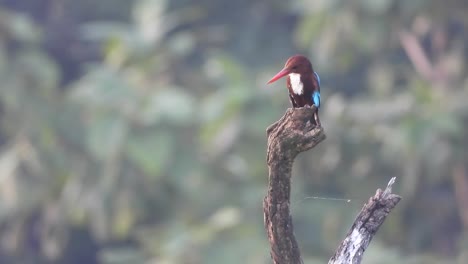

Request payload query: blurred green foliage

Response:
[0,0,467,263]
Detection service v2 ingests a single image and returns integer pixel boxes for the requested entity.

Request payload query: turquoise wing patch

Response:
[312,91,320,108]
[313,72,321,108]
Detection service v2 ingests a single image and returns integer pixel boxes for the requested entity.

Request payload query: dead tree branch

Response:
[328,177,401,264]
[263,107,401,264]
[263,107,325,264]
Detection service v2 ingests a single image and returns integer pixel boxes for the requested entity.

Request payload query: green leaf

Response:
[360,0,393,14]
[70,66,135,108]
[294,13,326,49]
[87,114,128,160]
[125,129,173,176]
[0,10,41,42]
[16,51,60,94]
[432,111,462,137]
[140,88,195,125]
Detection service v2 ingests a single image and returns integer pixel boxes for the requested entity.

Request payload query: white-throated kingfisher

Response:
[267,55,321,127]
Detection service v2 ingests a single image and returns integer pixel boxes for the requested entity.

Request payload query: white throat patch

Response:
[289,73,303,95]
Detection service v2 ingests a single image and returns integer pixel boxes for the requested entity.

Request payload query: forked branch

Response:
[263,107,401,264]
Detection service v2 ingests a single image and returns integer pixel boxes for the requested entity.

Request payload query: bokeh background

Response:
[0,0,467,263]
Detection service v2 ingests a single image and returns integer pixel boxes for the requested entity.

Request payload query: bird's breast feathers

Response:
[288,71,321,108]
[288,73,304,95]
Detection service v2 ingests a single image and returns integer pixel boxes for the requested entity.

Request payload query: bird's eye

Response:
[291,66,298,70]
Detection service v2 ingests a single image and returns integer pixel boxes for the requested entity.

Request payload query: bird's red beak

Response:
[267,68,290,84]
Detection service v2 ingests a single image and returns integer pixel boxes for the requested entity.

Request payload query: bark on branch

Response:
[263,107,401,264]
[263,107,325,264]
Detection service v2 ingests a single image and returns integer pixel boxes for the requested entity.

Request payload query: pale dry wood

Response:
[328,177,401,264]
